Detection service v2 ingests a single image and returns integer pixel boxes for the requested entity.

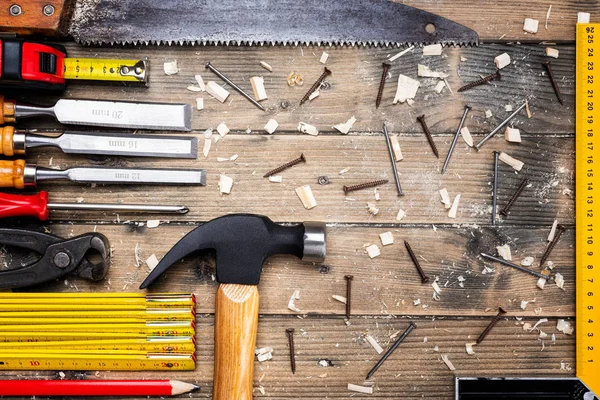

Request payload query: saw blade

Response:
[70,0,478,46]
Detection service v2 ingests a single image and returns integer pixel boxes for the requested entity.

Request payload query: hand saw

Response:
[3,0,478,46]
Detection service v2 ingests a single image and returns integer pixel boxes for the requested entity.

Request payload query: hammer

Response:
[140,214,326,399]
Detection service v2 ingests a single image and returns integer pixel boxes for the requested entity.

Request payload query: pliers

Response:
[0,229,111,289]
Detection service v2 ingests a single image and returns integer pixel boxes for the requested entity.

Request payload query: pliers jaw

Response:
[0,229,111,289]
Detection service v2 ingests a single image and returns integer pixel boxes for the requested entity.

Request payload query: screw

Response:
[458,70,501,92]
[9,4,22,16]
[205,62,265,111]
[285,328,296,374]
[480,253,551,281]
[499,178,529,217]
[343,179,388,194]
[42,4,54,16]
[376,63,391,109]
[475,101,528,150]
[317,176,330,185]
[540,224,566,267]
[416,115,439,158]
[476,307,507,344]
[542,61,564,105]
[344,275,353,319]
[492,151,500,225]
[442,105,472,174]
[382,123,403,196]
[366,321,416,379]
[300,67,331,105]
[263,154,306,177]
[404,241,429,283]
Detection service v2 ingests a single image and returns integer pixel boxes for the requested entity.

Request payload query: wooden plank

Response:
[0,318,575,399]
[24,224,573,317]
[19,43,574,134]
[28,135,574,225]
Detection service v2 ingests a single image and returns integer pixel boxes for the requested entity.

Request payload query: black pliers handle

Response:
[0,229,111,289]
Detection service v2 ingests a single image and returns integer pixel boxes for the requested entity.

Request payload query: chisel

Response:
[0,160,206,188]
[0,96,192,131]
[0,127,197,159]
[0,191,188,220]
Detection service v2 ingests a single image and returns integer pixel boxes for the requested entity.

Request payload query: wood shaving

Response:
[268,176,282,183]
[494,53,511,69]
[348,384,373,394]
[366,335,384,354]
[264,119,279,134]
[499,152,524,171]
[525,100,532,118]
[440,354,456,371]
[396,209,406,221]
[556,319,574,335]
[432,281,441,295]
[465,343,476,355]
[521,256,535,266]
[297,122,319,136]
[332,295,347,304]
[295,185,317,209]
[288,290,301,312]
[374,188,380,201]
[333,116,357,134]
[439,188,452,209]
[460,127,474,147]
[523,18,539,33]
[388,45,414,62]
[145,254,159,271]
[545,5,552,29]
[546,47,559,58]
[417,64,448,79]
[555,272,565,289]
[448,194,461,218]
[434,81,445,93]
[217,122,230,137]
[146,220,160,229]
[194,74,206,91]
[496,244,512,261]
[260,61,273,72]
[379,231,394,246]
[578,12,591,24]
[339,168,350,175]
[319,52,329,64]
[393,75,420,104]
[367,202,379,216]
[529,318,548,332]
[195,97,204,110]
[537,277,547,290]
[186,85,202,92]
[548,220,559,241]
[255,347,273,362]
[390,135,403,160]
[202,138,211,158]
[203,129,213,139]
[163,60,178,75]
[366,244,381,259]
[250,76,268,101]
[504,127,521,142]
[287,71,303,86]
[505,104,513,112]
[423,44,442,56]
[134,243,141,267]
[230,154,238,161]
[308,90,320,100]
[206,81,230,103]
[218,175,234,194]
[485,109,493,118]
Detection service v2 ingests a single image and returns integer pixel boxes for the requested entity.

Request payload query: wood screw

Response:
[366,321,417,379]
[499,178,529,217]
[263,154,306,177]
[540,224,566,267]
[9,4,22,16]
[492,151,500,225]
[476,307,507,344]
[376,63,391,108]
[416,114,439,158]
[344,275,353,319]
[300,67,331,105]
[458,70,501,92]
[343,179,388,194]
[542,61,564,105]
[285,328,296,374]
[404,240,429,283]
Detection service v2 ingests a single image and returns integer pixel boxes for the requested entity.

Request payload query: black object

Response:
[366,321,417,379]
[0,229,110,288]
[140,214,326,288]
[456,378,597,400]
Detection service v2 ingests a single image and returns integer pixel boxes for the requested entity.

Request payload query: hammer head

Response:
[140,214,326,288]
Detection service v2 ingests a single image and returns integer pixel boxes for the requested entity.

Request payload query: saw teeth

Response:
[81,39,478,47]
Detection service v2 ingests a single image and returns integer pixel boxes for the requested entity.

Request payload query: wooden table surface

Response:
[1,1,589,398]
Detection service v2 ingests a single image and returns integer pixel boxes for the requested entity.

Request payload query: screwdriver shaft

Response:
[47,203,189,214]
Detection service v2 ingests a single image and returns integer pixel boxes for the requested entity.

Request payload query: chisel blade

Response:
[36,167,206,185]
[27,131,198,159]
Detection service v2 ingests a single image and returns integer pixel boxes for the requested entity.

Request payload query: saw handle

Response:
[0,96,16,125]
[0,0,70,35]
[0,160,26,189]
[214,284,259,400]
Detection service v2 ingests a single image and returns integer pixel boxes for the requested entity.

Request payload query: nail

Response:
[442,105,472,174]
[542,61,564,105]
[366,321,416,379]
[205,62,266,111]
[492,151,500,225]
[458,70,501,92]
[540,224,566,267]
[263,154,306,177]
[343,179,389,194]
[376,63,391,109]
[416,114,439,158]
[499,178,529,217]
[476,307,507,344]
[382,123,403,196]
[300,67,331,105]
[285,328,296,374]
[475,102,527,150]
[480,253,552,280]
[404,241,429,283]
[344,275,353,319]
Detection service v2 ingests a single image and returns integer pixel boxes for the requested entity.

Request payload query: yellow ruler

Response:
[576,23,600,396]
[63,58,148,82]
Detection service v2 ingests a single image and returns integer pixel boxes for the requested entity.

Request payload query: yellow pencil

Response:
[0,337,195,352]
[0,309,195,320]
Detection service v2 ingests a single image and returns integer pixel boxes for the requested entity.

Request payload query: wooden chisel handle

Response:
[0,96,16,125]
[0,126,22,156]
[0,0,72,35]
[213,284,259,400]
[0,160,26,189]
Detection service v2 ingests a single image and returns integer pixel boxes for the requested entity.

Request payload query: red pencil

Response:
[0,379,199,396]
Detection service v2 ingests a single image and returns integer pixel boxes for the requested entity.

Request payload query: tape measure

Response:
[576,23,600,397]
[0,39,147,91]
[0,353,195,371]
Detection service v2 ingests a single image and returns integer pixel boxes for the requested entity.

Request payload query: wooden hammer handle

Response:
[213,284,259,400]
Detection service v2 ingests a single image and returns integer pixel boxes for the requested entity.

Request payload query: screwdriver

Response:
[0,126,198,159]
[0,160,206,188]
[0,191,188,220]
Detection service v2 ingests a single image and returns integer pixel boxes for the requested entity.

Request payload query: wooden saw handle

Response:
[0,0,73,35]
[213,284,259,400]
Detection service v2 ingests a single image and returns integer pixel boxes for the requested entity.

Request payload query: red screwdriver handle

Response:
[0,191,49,220]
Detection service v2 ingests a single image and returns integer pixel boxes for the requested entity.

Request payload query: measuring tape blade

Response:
[63,58,148,82]
[577,22,600,397]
